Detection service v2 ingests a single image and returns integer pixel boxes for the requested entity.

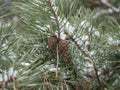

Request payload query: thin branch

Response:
[93,0,120,18]
[100,0,120,13]
[65,30,101,85]
[56,45,59,78]
[47,0,61,38]
[87,32,101,85]
[91,59,101,85]
[65,31,86,55]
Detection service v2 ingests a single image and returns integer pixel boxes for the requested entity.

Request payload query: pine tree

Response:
[0,0,120,90]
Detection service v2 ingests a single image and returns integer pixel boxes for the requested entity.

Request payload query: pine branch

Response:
[47,0,61,38]
[100,0,120,13]
[65,29,101,85]
[94,0,120,18]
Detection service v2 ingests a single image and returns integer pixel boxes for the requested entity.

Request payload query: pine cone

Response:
[58,40,69,61]
[48,36,69,61]
[48,35,58,53]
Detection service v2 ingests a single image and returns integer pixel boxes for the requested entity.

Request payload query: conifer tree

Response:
[0,0,120,90]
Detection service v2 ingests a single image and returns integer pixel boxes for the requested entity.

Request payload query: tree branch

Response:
[65,30,101,85]
[47,0,61,38]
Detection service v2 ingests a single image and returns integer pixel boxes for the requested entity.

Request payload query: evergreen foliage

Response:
[0,0,120,90]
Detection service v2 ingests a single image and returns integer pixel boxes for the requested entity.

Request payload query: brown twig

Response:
[47,0,61,38]
[65,31,101,85]
[99,0,120,13]
[87,32,101,85]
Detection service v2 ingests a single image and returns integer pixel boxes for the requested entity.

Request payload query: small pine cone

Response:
[58,40,69,61]
[48,35,58,53]
[48,35,69,61]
